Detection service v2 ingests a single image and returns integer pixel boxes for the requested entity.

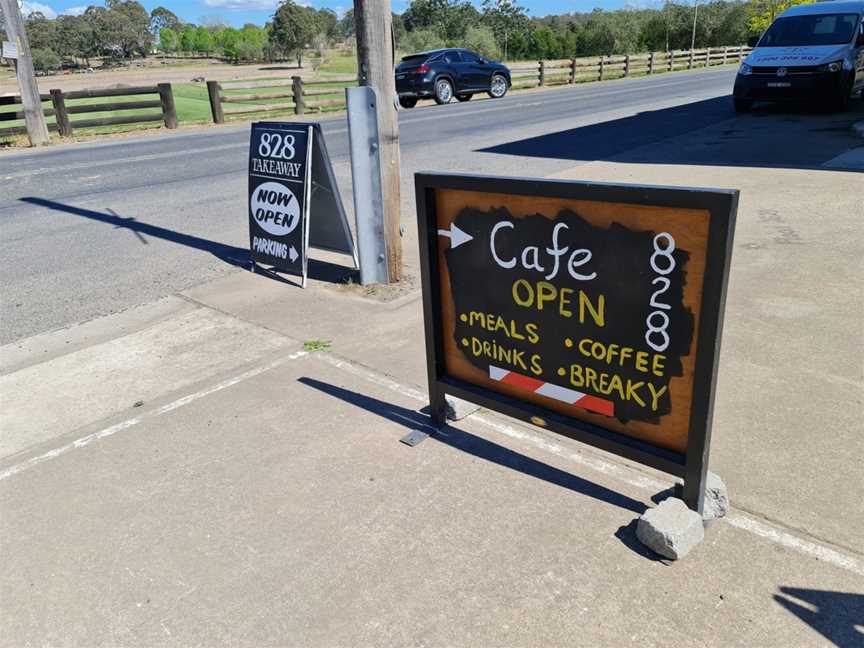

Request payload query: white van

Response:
[733,0,864,111]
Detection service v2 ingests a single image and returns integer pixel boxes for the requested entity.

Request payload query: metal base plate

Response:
[399,430,429,447]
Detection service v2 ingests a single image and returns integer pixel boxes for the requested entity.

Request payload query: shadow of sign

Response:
[297,376,649,515]
[774,587,864,647]
[18,197,357,285]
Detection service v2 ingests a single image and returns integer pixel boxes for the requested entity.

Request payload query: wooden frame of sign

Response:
[248,122,358,287]
[416,172,738,514]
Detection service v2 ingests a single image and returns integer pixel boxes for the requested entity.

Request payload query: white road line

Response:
[726,513,864,577]
[3,70,734,180]
[0,350,307,482]
[8,341,856,576]
[315,352,864,576]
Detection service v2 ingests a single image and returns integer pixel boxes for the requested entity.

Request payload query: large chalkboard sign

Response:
[249,122,357,287]
[416,173,737,513]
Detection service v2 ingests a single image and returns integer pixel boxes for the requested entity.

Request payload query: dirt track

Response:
[0,59,317,94]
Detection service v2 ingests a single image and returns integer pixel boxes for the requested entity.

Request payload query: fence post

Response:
[648,52,655,75]
[598,57,605,81]
[207,81,224,124]
[538,60,545,86]
[570,57,577,84]
[50,88,72,137]
[292,76,305,115]
[689,49,695,69]
[157,83,178,129]
[624,54,630,77]
[722,47,728,65]
[668,51,674,72]
[738,46,745,62]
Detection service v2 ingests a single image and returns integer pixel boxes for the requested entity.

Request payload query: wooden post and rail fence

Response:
[0,83,178,139]
[1,45,751,140]
[206,45,751,124]
[206,75,358,124]
[508,45,752,90]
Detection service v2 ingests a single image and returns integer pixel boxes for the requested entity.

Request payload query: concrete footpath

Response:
[2,144,864,643]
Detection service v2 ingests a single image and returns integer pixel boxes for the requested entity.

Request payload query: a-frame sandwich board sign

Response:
[248,121,358,287]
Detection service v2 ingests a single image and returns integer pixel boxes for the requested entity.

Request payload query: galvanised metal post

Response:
[346,86,389,285]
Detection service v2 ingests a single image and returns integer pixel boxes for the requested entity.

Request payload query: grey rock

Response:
[703,471,729,521]
[636,498,704,560]
[445,395,480,421]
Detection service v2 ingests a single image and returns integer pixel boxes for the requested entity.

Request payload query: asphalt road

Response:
[1,66,862,344]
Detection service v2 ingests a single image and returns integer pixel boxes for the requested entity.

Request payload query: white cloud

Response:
[202,0,280,10]
[20,1,57,19]
[61,6,87,15]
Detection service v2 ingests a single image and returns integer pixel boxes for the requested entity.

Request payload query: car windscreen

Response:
[758,13,860,47]
[400,54,427,63]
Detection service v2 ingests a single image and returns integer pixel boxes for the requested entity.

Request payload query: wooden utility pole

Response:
[1,0,50,146]
[354,0,402,283]
[690,0,699,54]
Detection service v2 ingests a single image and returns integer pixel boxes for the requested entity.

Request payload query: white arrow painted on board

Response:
[289,246,299,262]
[437,224,473,249]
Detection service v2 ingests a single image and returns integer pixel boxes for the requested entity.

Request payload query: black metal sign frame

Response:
[249,121,358,288]
[415,172,738,514]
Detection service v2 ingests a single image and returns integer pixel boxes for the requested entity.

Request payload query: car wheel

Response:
[399,96,417,109]
[456,94,472,102]
[733,98,753,113]
[488,74,508,99]
[434,78,453,105]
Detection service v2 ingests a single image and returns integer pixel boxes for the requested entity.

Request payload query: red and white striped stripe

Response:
[488,365,614,417]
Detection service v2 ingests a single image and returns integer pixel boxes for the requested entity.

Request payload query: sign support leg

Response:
[428,384,447,427]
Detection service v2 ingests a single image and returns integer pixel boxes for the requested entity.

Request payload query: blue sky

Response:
[20,0,664,27]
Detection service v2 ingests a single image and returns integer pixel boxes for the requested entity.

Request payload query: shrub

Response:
[401,28,446,54]
[463,25,500,60]
[31,48,60,73]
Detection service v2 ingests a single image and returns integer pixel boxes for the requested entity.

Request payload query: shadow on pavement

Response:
[298,376,649,515]
[18,197,356,285]
[614,519,669,564]
[478,96,864,171]
[773,587,864,647]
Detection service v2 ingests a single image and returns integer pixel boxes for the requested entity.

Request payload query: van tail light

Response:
[417,64,431,74]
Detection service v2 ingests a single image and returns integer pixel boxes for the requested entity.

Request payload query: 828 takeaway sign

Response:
[248,122,357,286]
[416,173,737,513]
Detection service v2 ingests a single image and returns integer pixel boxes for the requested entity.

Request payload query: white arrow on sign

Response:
[437,224,473,249]
[289,246,299,262]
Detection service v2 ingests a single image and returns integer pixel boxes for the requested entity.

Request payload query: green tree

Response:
[55,14,94,62]
[337,9,355,39]
[316,8,339,40]
[88,0,153,58]
[463,25,500,59]
[481,0,530,60]
[403,0,481,42]
[193,25,214,54]
[31,47,61,73]
[25,12,57,52]
[180,25,197,53]
[216,27,240,60]
[529,27,561,59]
[238,25,267,62]
[401,28,446,54]
[392,13,407,47]
[159,27,178,53]
[747,0,813,34]
[270,0,318,67]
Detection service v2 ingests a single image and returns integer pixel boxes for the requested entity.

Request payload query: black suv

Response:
[395,48,511,108]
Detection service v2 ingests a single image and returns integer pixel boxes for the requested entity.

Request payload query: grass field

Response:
[0,51,362,144]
